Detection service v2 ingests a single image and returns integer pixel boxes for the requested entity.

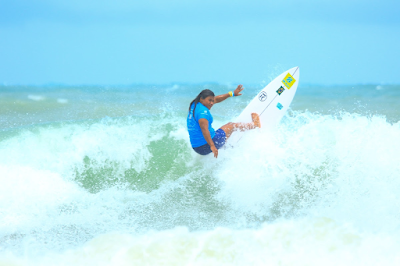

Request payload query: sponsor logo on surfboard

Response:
[276,86,285,95]
[282,73,296,89]
[258,91,267,102]
[277,102,283,110]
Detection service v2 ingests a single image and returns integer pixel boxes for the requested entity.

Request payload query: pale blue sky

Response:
[1,0,399,85]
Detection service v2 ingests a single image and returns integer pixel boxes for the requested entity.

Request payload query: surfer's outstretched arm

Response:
[214,85,244,103]
[219,113,261,139]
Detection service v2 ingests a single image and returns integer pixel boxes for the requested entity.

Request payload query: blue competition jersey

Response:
[187,102,216,148]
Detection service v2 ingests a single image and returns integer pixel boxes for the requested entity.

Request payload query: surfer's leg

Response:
[219,113,261,139]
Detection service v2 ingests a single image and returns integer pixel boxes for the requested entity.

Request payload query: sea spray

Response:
[1,84,400,264]
[216,112,400,231]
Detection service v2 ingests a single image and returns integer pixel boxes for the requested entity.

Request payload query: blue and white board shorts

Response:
[193,129,227,155]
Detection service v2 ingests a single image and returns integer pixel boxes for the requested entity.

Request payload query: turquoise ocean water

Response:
[1,82,400,265]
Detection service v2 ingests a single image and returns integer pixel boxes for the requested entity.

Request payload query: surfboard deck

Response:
[228,66,300,144]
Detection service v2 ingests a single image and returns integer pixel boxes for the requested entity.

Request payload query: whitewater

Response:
[0,83,400,265]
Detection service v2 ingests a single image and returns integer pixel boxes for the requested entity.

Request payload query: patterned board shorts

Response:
[193,128,227,155]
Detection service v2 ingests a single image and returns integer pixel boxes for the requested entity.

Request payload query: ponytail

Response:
[188,89,215,120]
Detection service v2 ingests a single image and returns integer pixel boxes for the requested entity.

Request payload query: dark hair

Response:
[188,89,215,120]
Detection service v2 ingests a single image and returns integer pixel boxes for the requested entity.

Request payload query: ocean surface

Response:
[1,82,400,265]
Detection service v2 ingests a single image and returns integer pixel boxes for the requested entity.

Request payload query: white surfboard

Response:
[228,66,300,144]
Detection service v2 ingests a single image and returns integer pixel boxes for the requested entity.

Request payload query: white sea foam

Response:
[0,111,399,264]
[2,219,400,266]
[216,112,400,232]
[57,98,68,104]
[27,95,45,101]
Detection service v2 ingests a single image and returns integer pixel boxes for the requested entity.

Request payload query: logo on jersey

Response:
[258,91,267,102]
[282,73,296,89]
[276,86,285,95]
[277,102,283,110]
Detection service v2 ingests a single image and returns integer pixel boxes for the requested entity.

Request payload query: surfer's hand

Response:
[210,145,218,158]
[234,85,244,96]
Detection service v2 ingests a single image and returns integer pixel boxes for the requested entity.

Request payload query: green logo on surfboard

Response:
[276,86,285,95]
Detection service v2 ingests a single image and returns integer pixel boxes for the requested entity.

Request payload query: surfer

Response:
[187,85,261,158]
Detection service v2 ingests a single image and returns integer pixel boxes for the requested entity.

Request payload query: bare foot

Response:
[251,113,261,128]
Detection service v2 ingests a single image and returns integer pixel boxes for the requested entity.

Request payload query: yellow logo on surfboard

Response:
[282,73,296,89]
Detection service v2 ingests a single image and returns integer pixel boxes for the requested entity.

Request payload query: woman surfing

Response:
[187,85,261,158]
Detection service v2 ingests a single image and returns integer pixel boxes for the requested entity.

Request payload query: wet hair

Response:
[188,89,215,120]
